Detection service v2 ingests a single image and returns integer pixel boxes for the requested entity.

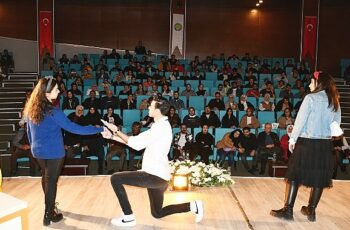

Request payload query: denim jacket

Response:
[290,90,341,142]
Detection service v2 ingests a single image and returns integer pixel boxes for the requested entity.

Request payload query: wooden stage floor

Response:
[2,176,350,230]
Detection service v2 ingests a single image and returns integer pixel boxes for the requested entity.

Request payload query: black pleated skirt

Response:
[285,137,334,188]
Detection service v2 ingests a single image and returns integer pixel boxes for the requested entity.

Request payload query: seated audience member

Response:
[256,123,281,175]
[103,107,123,127]
[279,84,294,99]
[127,122,145,170]
[259,81,275,98]
[246,83,260,98]
[237,95,254,111]
[10,122,36,176]
[172,124,195,160]
[119,84,132,96]
[181,84,197,98]
[280,125,293,161]
[208,92,225,111]
[81,68,93,80]
[82,107,105,174]
[194,124,215,164]
[239,107,260,129]
[64,105,85,158]
[96,68,110,83]
[100,90,119,109]
[221,108,239,128]
[146,84,159,97]
[169,91,186,111]
[218,69,232,81]
[200,106,221,128]
[213,84,226,97]
[225,94,238,111]
[140,114,154,128]
[216,129,242,172]
[238,127,258,175]
[332,135,349,178]
[271,61,284,74]
[192,69,204,80]
[277,108,294,129]
[70,83,83,96]
[166,106,180,128]
[183,107,200,128]
[244,78,255,88]
[134,83,146,96]
[135,41,146,55]
[275,97,293,112]
[274,72,288,85]
[277,80,286,90]
[294,85,306,99]
[143,76,154,88]
[196,83,208,97]
[86,84,99,96]
[161,84,173,97]
[82,90,101,110]
[106,138,126,174]
[259,94,275,111]
[120,94,136,111]
[62,90,79,110]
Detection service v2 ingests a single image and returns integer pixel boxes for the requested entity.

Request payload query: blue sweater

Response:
[27,108,103,159]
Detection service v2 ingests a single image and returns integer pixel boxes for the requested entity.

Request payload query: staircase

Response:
[336,78,350,144]
[0,73,38,154]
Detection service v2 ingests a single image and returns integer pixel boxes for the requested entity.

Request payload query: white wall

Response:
[0,36,38,72]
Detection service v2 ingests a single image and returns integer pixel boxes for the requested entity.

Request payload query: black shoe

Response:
[259,170,265,175]
[43,204,63,226]
[301,206,316,222]
[107,170,115,175]
[270,207,294,220]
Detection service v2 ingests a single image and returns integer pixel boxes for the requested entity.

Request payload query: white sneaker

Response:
[191,200,204,223]
[111,215,136,227]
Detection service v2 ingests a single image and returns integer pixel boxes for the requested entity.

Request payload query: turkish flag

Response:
[301,16,317,61]
[39,11,53,57]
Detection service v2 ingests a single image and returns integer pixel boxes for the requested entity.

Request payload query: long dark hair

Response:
[23,77,57,124]
[229,129,242,146]
[311,72,340,112]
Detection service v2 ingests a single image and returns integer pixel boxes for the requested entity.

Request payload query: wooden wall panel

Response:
[55,0,170,54]
[318,0,350,75]
[186,0,301,59]
[0,0,36,40]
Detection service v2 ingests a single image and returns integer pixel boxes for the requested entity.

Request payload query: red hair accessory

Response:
[313,71,322,80]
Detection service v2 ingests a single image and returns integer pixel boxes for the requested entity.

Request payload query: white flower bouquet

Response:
[169,160,234,187]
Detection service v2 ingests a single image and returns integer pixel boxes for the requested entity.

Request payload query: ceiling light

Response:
[256,3,260,7]
[259,0,263,3]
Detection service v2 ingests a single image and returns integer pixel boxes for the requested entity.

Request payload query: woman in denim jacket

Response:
[271,72,341,222]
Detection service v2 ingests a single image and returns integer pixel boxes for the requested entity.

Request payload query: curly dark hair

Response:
[23,77,57,124]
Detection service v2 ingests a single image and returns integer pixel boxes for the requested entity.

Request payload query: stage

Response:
[2,176,349,230]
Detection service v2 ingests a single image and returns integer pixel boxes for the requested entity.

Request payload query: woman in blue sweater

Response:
[270,72,341,222]
[23,76,103,226]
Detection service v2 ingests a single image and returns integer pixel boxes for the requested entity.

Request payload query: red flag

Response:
[301,16,317,61]
[39,11,53,56]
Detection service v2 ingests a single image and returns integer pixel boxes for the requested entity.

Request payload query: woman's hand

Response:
[101,119,119,133]
[101,127,113,139]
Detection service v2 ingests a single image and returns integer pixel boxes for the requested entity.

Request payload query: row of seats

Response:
[64,108,294,131]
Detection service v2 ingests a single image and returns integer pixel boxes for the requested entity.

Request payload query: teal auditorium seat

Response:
[41,70,53,76]
[257,111,276,125]
[69,64,81,71]
[122,110,141,127]
[189,96,205,111]
[205,72,218,82]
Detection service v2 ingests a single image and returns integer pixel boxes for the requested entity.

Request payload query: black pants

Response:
[110,171,190,218]
[36,158,64,212]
